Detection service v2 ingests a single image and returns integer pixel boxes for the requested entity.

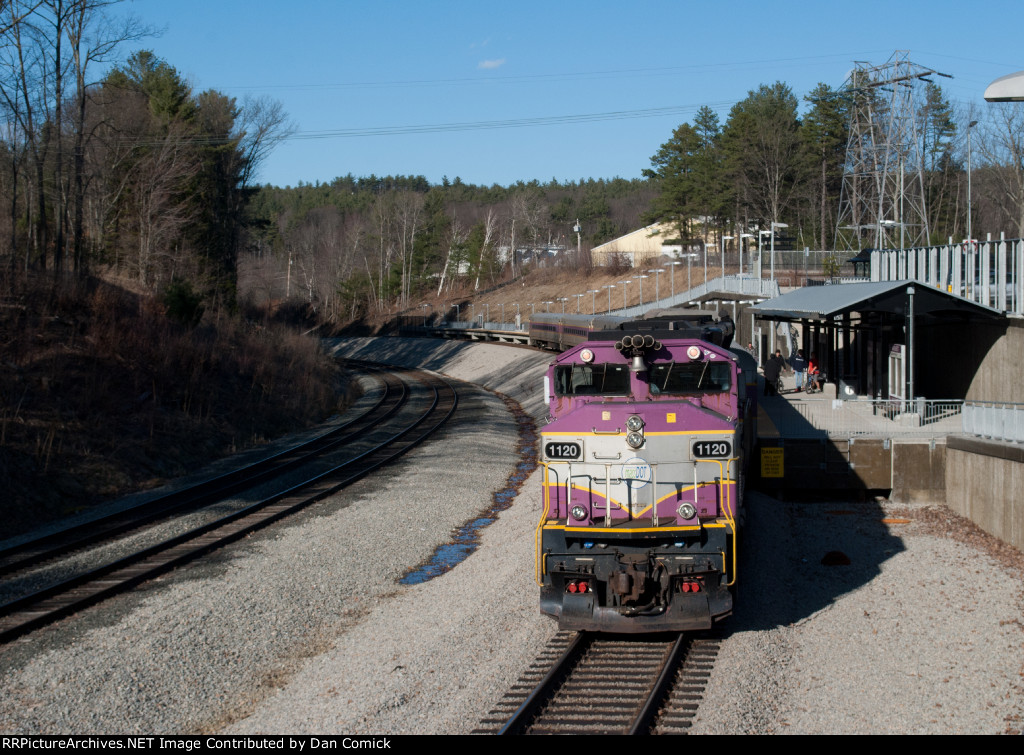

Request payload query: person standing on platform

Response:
[763,350,783,396]
[789,348,808,392]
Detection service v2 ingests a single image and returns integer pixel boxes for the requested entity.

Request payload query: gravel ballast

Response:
[1,336,1021,735]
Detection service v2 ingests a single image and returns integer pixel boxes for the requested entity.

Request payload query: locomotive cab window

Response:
[649,361,731,394]
[554,363,630,396]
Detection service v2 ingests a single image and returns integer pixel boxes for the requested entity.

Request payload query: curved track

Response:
[480,631,721,735]
[0,361,458,643]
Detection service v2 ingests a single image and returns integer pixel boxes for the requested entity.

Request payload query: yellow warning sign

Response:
[761,447,784,478]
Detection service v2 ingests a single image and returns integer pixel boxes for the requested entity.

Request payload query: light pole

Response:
[573,293,584,312]
[739,233,753,276]
[558,297,568,313]
[647,269,664,304]
[967,119,978,250]
[483,303,489,323]
[513,303,520,326]
[770,222,788,283]
[603,284,615,313]
[499,303,505,323]
[420,303,431,325]
[619,279,632,310]
[588,289,599,314]
[757,230,771,280]
[721,235,733,280]
[665,261,681,302]
[543,301,553,313]
[633,274,648,308]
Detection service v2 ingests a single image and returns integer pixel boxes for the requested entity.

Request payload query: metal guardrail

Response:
[608,275,780,319]
[767,397,964,439]
[961,401,1024,443]
[426,274,781,328]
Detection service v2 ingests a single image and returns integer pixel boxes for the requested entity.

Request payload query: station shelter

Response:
[749,281,1005,402]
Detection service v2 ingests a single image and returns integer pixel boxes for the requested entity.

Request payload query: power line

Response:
[224,52,892,93]
[285,102,736,141]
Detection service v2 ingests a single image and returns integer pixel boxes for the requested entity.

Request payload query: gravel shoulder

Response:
[2,335,1021,735]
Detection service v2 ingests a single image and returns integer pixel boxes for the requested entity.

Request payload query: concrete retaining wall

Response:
[946,436,1024,552]
[755,437,946,503]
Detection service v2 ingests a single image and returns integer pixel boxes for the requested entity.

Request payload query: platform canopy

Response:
[749,280,1003,323]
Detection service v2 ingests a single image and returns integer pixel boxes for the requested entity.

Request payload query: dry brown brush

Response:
[0,271,340,537]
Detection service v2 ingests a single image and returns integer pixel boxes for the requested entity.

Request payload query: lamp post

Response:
[603,284,615,313]
[483,303,489,323]
[665,261,681,302]
[757,230,771,280]
[619,279,632,309]
[739,233,753,276]
[543,300,552,313]
[633,274,648,308]
[420,303,431,326]
[513,303,520,327]
[499,303,505,323]
[721,235,733,280]
[967,119,978,250]
[573,293,584,312]
[770,222,788,283]
[647,268,664,304]
[453,303,461,321]
[588,289,600,314]
[558,297,568,313]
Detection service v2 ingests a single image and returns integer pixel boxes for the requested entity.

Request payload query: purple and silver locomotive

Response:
[536,311,754,632]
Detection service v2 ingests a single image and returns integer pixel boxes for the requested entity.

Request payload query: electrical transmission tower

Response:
[835,51,952,251]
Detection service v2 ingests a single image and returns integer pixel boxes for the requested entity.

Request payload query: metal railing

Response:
[766,397,964,438]
[961,401,1024,443]
[871,237,1024,315]
[607,275,780,319]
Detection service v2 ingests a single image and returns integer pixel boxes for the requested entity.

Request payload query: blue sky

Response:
[129,0,1024,188]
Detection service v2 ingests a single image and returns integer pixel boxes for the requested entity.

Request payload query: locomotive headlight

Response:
[570,505,587,521]
[626,431,644,449]
[677,502,697,520]
[626,415,644,432]
[580,348,594,364]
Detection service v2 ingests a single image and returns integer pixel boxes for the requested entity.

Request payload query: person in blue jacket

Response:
[789,349,808,392]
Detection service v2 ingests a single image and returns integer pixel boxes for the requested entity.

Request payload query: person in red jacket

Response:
[807,354,823,393]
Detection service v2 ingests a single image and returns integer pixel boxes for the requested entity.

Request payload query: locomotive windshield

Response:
[553,363,630,396]
[649,361,731,394]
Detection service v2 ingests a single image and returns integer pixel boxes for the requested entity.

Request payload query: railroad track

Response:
[480,631,721,735]
[0,360,403,579]
[0,362,458,643]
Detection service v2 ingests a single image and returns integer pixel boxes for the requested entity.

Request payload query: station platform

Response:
[753,374,951,500]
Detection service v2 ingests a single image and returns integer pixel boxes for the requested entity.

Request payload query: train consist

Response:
[533,310,755,632]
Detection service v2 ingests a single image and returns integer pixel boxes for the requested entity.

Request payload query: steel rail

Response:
[493,632,691,735]
[497,632,590,735]
[0,361,400,578]
[0,367,458,643]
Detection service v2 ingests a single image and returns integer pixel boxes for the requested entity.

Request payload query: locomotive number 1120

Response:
[692,440,732,458]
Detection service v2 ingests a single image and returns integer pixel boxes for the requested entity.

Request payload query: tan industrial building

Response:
[591,222,725,268]
[590,223,681,267]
